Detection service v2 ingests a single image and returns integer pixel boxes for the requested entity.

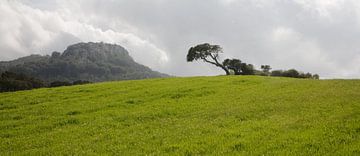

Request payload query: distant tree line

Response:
[269,69,319,79]
[0,71,91,92]
[187,43,319,79]
[0,71,45,92]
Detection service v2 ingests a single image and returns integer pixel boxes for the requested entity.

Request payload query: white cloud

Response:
[269,26,337,78]
[272,27,300,42]
[294,0,345,18]
[0,0,169,70]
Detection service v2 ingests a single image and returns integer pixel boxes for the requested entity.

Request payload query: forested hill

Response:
[0,42,169,82]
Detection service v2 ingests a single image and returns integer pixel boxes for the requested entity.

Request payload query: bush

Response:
[50,81,72,88]
[73,80,91,85]
[271,70,284,77]
[282,69,300,78]
[270,69,319,79]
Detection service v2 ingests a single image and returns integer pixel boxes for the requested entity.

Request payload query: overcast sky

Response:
[1,0,360,78]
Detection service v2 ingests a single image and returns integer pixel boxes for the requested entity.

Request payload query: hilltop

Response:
[0,76,359,155]
[0,42,168,82]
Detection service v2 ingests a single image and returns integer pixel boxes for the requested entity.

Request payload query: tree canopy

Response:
[223,59,255,75]
[187,43,230,75]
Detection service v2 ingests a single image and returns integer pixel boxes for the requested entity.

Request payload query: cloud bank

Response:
[0,0,169,70]
[1,0,360,78]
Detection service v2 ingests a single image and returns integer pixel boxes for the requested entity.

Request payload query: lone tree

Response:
[187,43,230,75]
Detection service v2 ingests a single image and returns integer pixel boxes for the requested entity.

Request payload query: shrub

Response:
[50,81,72,88]
[72,80,91,85]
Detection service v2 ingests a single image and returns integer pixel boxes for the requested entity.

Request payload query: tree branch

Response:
[203,55,230,75]
[203,58,219,66]
[209,53,221,66]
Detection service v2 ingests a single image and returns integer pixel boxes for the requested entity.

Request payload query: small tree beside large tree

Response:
[222,59,255,75]
[222,59,242,75]
[186,43,319,79]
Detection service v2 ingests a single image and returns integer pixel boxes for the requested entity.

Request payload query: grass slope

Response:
[1,76,360,155]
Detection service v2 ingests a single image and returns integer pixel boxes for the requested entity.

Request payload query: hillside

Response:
[0,76,359,155]
[0,42,168,82]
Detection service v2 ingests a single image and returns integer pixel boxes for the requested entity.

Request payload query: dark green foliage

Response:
[187,43,230,75]
[223,59,242,75]
[0,42,169,83]
[271,69,319,79]
[222,59,255,75]
[270,70,283,77]
[0,70,93,91]
[72,80,91,85]
[313,74,320,79]
[0,71,46,92]
[283,69,300,78]
[298,72,314,79]
[187,43,222,62]
[241,63,255,75]
[260,65,271,76]
[50,81,72,88]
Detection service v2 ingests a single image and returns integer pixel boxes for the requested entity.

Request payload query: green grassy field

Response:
[1,76,360,155]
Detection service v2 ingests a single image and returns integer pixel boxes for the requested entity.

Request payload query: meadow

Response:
[0,76,359,155]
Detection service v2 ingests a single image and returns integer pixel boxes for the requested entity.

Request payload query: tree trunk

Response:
[219,65,230,75]
[202,57,230,75]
